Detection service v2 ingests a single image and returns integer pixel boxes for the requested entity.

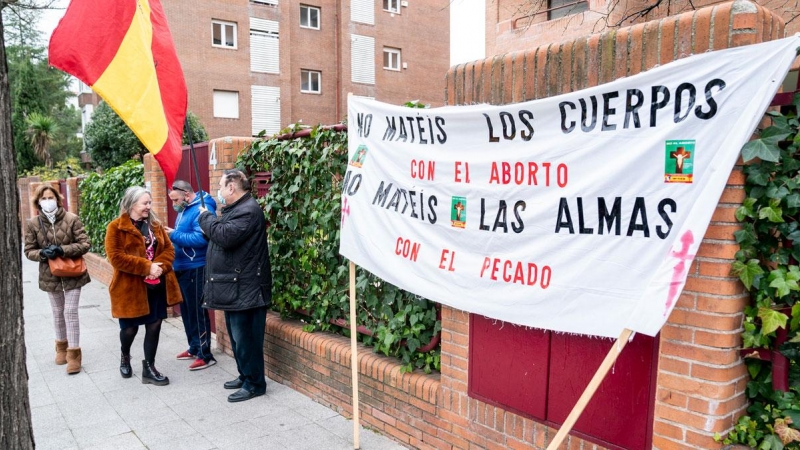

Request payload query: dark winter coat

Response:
[24,208,91,292]
[105,213,182,319]
[198,193,272,311]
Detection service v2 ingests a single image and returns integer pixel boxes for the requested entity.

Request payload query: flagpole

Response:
[183,115,206,209]
[545,328,633,450]
[349,261,361,449]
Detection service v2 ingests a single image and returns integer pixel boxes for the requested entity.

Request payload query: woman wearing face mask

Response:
[105,186,182,385]
[24,185,91,375]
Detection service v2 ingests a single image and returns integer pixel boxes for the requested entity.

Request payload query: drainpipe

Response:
[335,0,341,122]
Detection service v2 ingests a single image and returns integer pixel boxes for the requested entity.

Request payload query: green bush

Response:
[22,157,91,181]
[717,96,800,448]
[238,125,441,373]
[79,160,144,255]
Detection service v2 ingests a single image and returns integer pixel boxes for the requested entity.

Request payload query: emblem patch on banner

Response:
[664,140,695,183]
[451,197,467,228]
[350,144,369,168]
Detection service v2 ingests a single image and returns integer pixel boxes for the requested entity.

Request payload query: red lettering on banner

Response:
[438,249,456,272]
[395,237,421,262]
[479,257,552,288]
[488,161,568,187]
[454,161,470,183]
[410,159,435,180]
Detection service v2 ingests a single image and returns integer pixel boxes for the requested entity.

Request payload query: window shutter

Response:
[351,0,374,25]
[251,85,281,136]
[351,34,375,85]
[250,18,279,74]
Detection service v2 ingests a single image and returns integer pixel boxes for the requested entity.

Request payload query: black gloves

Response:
[41,245,62,260]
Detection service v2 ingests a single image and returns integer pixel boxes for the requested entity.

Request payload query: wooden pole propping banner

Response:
[545,328,634,450]
[349,261,361,449]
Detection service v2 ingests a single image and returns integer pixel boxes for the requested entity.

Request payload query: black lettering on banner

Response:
[650,86,670,127]
[674,83,696,123]
[372,181,393,207]
[627,197,650,237]
[602,91,619,131]
[656,198,677,239]
[696,78,726,120]
[598,197,621,235]
[383,117,397,141]
[555,198,575,234]
[560,101,576,133]
[624,89,644,129]
[519,110,534,141]
[580,97,598,132]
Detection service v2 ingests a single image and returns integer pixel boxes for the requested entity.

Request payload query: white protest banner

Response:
[340,36,800,338]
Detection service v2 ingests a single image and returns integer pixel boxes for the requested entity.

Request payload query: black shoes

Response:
[224,378,244,390]
[141,360,169,386]
[120,354,132,378]
[227,388,264,403]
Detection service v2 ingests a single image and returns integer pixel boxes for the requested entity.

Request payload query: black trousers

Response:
[224,306,267,394]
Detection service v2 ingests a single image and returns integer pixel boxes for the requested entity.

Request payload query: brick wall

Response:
[443,1,779,448]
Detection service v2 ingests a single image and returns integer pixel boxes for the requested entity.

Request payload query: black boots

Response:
[120,354,132,378]
[141,360,169,386]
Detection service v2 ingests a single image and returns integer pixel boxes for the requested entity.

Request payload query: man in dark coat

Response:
[198,169,271,402]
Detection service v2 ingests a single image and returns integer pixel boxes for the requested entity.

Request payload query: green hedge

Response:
[79,160,144,256]
[239,126,441,373]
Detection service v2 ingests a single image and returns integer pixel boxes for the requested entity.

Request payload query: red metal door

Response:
[165,142,214,332]
[468,314,657,450]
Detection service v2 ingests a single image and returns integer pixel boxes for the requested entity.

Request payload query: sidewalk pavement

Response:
[23,254,405,450]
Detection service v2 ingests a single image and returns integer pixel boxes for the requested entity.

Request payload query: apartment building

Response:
[158,0,451,140]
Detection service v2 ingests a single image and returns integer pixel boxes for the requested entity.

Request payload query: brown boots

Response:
[66,348,81,375]
[55,340,68,365]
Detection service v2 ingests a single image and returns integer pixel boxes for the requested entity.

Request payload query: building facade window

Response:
[547,0,588,20]
[383,0,400,13]
[212,20,237,48]
[250,18,279,73]
[301,70,321,93]
[351,34,375,84]
[383,47,401,71]
[251,0,278,4]
[251,85,281,136]
[213,90,240,118]
[351,0,374,25]
[300,5,320,29]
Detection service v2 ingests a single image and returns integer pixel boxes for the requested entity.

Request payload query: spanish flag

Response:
[49,0,186,186]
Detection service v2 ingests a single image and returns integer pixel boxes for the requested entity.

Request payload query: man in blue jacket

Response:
[168,180,217,370]
[198,169,271,403]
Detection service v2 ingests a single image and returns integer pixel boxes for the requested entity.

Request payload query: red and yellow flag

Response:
[49,0,186,186]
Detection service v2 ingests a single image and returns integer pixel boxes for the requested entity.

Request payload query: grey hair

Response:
[119,186,160,224]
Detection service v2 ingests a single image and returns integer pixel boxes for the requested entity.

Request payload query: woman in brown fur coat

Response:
[106,186,182,386]
[24,185,91,375]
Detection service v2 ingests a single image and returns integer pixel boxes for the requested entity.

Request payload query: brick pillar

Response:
[17,176,38,227]
[143,154,168,224]
[66,177,81,214]
[444,1,782,448]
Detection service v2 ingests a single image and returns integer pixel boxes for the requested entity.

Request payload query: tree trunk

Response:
[0,8,35,450]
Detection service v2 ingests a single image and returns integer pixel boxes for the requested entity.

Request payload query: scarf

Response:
[42,209,57,224]
[131,218,157,261]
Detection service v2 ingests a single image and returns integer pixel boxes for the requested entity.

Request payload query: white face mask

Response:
[40,199,57,213]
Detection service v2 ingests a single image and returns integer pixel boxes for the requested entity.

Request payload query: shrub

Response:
[79,160,144,255]
[718,96,800,447]
[238,125,441,373]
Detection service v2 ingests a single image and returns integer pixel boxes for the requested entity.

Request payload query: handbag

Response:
[48,256,87,277]
[38,216,87,278]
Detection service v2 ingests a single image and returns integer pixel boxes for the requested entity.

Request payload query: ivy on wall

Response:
[238,125,441,373]
[718,97,800,448]
[78,160,144,256]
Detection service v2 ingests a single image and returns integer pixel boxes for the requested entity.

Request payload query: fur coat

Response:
[105,213,182,319]
[24,208,91,292]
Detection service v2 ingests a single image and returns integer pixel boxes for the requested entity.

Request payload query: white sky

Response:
[38,0,486,66]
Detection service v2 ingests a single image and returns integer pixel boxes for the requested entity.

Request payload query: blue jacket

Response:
[170,191,217,271]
